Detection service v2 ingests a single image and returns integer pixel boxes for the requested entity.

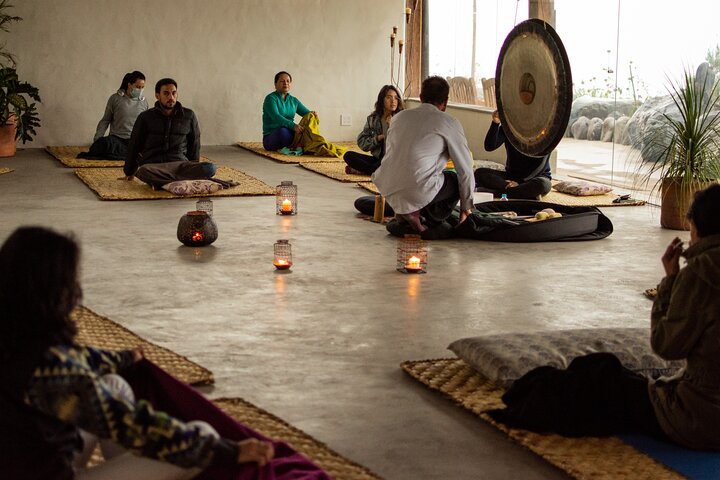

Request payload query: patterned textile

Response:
[26,345,226,468]
[162,179,223,195]
[553,180,613,196]
[448,328,684,389]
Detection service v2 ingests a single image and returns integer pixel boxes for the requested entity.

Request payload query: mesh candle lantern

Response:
[396,234,427,273]
[177,211,218,247]
[273,239,293,270]
[276,180,297,215]
[195,198,213,216]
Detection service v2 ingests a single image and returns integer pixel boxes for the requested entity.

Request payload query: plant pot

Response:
[660,178,713,230]
[0,114,17,158]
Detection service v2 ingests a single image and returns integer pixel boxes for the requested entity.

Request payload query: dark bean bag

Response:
[384,200,612,242]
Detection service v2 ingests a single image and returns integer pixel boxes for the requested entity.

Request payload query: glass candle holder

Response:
[276,180,297,215]
[273,239,293,270]
[396,234,427,273]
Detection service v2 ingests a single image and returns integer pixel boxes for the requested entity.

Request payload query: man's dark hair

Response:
[373,85,405,117]
[420,76,450,106]
[274,71,292,83]
[687,183,720,237]
[0,227,81,360]
[122,70,145,91]
[155,77,178,94]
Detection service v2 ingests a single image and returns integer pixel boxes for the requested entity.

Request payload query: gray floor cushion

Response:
[448,328,685,389]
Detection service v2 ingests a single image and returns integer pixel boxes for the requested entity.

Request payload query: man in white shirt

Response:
[372,76,475,233]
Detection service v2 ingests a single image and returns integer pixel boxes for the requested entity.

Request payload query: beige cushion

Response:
[448,328,684,389]
[554,180,613,196]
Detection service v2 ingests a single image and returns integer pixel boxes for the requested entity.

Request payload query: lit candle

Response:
[281,199,293,214]
[406,255,421,272]
[274,258,292,270]
[191,231,203,242]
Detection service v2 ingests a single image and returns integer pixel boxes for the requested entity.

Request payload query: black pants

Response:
[77,135,129,160]
[135,160,217,188]
[343,151,381,174]
[489,352,666,439]
[419,170,460,225]
[474,168,551,200]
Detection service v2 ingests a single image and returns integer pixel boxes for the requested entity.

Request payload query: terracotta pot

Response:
[177,211,218,246]
[0,114,17,158]
[660,178,714,230]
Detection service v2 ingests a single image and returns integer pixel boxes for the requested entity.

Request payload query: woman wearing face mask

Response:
[343,85,404,175]
[77,71,149,160]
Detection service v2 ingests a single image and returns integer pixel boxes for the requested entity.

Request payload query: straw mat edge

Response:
[214,397,382,480]
[72,306,213,386]
[236,141,361,164]
[401,358,683,480]
[74,166,274,200]
[300,161,372,182]
[0,167,12,175]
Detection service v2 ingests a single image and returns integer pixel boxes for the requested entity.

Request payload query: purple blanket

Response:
[124,359,331,480]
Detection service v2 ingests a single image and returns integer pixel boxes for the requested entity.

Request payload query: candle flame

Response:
[281,199,293,212]
[406,255,421,270]
[192,231,203,242]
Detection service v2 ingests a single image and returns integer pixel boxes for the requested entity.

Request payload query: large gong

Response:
[495,19,572,157]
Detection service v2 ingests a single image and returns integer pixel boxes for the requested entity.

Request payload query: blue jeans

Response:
[263,127,294,151]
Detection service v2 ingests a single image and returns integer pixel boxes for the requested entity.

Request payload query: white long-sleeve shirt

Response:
[371,102,475,214]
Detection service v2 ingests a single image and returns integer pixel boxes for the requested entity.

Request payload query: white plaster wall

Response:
[7,0,404,147]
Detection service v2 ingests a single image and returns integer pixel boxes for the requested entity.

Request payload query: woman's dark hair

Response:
[373,85,404,117]
[420,75,450,106]
[120,70,145,91]
[0,227,81,356]
[155,77,177,94]
[687,183,720,237]
[274,71,292,83]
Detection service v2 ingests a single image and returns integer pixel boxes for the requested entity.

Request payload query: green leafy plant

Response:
[0,0,41,143]
[633,66,720,229]
[636,68,720,193]
[0,66,40,143]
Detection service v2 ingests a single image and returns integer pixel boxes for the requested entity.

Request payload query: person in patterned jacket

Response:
[0,226,274,479]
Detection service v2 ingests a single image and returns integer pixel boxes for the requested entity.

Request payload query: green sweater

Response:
[262,91,310,135]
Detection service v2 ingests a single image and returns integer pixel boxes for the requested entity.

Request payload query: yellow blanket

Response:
[293,112,346,158]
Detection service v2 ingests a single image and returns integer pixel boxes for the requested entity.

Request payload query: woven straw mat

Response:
[300,161,372,182]
[214,398,382,480]
[72,306,213,386]
[74,166,274,200]
[357,182,380,195]
[401,358,684,480]
[542,188,645,207]
[0,167,12,175]
[46,146,216,168]
[236,141,361,164]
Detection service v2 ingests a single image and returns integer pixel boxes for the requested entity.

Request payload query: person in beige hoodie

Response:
[650,183,720,450]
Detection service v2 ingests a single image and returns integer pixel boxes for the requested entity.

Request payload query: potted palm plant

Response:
[0,0,41,157]
[633,65,720,230]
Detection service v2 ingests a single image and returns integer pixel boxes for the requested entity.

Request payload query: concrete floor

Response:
[0,146,687,479]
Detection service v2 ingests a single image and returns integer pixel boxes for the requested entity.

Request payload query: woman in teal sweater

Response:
[262,71,314,151]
